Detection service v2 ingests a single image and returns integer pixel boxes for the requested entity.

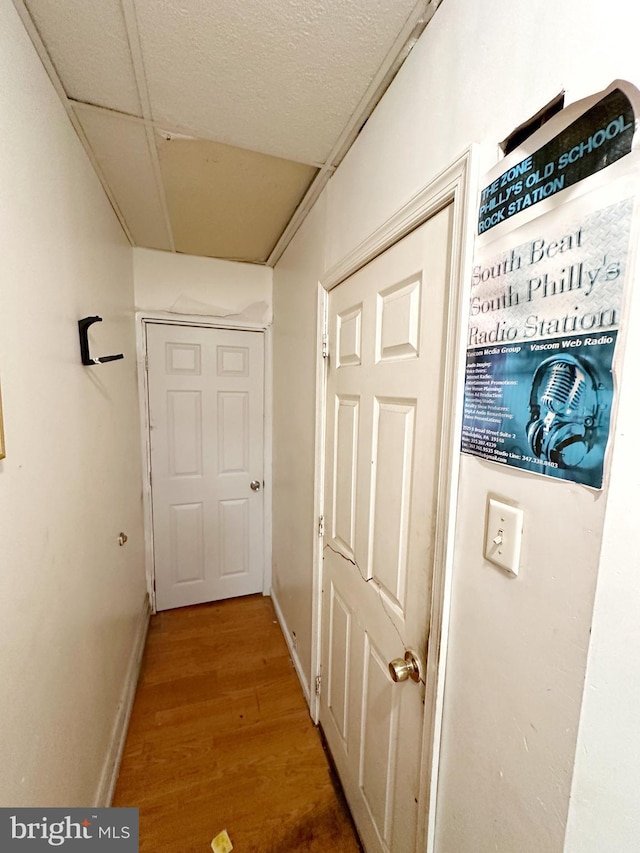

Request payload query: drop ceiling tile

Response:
[157,134,317,263]
[24,0,141,115]
[75,107,172,250]
[134,0,420,165]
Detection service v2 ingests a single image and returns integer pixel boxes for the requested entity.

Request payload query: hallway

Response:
[113,595,362,852]
[6,1,640,849]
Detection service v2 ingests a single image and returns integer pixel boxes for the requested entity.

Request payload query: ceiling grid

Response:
[119,0,176,251]
[12,0,443,264]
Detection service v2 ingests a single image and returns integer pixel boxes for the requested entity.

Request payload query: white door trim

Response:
[136,311,273,613]
[310,284,329,723]
[311,146,479,852]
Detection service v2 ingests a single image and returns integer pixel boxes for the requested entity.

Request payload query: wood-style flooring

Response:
[113,594,363,852]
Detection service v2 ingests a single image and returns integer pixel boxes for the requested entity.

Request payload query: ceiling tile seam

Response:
[70,100,153,125]
[154,125,325,171]
[143,124,176,252]
[119,0,153,120]
[9,0,135,246]
[119,0,176,252]
[69,100,324,170]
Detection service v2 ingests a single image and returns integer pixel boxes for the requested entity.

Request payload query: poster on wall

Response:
[462,81,640,489]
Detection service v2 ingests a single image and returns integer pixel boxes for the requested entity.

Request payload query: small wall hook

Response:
[78,316,124,366]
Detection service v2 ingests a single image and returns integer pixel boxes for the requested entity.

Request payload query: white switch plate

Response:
[484,498,524,576]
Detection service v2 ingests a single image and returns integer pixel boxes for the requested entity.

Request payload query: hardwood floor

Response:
[113,595,363,852]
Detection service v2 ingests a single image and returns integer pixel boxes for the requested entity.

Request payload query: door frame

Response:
[136,312,272,614]
[311,147,478,852]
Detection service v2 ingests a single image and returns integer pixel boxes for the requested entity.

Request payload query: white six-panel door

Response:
[320,205,453,852]
[146,323,265,611]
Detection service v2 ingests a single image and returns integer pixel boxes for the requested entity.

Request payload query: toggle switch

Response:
[484,498,524,576]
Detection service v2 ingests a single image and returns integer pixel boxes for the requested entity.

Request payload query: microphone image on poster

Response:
[526,353,604,469]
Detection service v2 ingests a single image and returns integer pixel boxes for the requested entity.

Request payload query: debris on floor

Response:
[211,829,233,853]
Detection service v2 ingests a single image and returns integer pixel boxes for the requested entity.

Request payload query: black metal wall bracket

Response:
[78,316,124,366]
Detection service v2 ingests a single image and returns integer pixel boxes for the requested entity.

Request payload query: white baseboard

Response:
[270,589,311,707]
[94,594,151,807]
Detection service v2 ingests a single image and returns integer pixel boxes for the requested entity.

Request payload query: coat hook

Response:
[78,316,124,366]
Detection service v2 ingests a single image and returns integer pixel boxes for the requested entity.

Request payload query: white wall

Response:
[563,237,640,852]
[0,0,147,806]
[272,193,326,689]
[272,0,640,850]
[133,247,273,323]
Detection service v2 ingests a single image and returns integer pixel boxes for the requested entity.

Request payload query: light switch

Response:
[484,498,524,576]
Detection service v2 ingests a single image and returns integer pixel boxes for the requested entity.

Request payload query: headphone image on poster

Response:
[526,353,602,469]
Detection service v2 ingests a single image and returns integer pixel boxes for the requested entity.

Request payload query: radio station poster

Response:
[462,81,640,488]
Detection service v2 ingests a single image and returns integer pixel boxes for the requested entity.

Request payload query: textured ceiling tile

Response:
[158,134,317,262]
[135,0,419,164]
[24,0,141,115]
[76,107,172,250]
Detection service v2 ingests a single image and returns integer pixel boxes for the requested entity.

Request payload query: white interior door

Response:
[146,323,265,611]
[320,205,453,852]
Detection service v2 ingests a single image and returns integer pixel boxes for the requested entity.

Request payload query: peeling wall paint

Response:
[133,247,273,323]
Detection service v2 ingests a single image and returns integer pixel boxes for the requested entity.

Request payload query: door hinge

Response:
[144,354,149,371]
[321,333,329,359]
[318,515,325,537]
[315,675,322,696]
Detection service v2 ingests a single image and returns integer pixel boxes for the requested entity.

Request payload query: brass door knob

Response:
[388,650,421,683]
